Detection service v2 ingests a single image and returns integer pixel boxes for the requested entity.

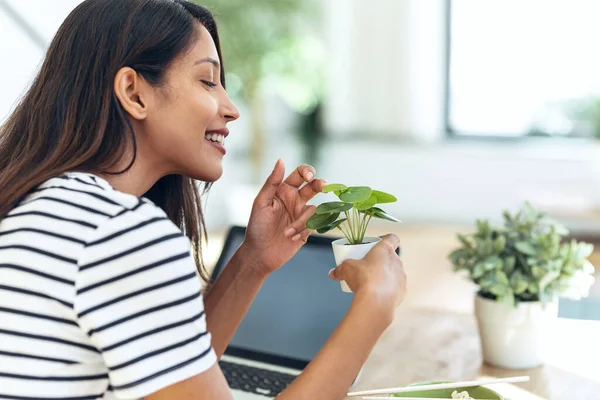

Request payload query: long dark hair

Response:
[0,0,225,281]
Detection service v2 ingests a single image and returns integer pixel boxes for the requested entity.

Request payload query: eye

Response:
[201,80,217,88]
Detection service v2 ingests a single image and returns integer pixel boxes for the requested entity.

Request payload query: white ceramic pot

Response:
[474,294,559,369]
[332,237,381,292]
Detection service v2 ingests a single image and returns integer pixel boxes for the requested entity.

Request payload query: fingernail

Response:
[292,233,301,241]
[306,172,314,181]
[328,269,335,277]
[284,227,295,236]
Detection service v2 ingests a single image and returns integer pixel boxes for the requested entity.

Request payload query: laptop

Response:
[211,226,355,399]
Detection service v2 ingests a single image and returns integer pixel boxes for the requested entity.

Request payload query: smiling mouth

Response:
[205,133,225,145]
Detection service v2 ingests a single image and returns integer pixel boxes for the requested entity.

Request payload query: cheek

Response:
[178,91,219,134]
[196,95,219,127]
[152,91,219,145]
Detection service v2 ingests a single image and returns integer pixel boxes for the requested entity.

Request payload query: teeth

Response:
[205,133,224,145]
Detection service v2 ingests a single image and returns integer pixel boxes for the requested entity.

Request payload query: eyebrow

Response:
[194,57,220,69]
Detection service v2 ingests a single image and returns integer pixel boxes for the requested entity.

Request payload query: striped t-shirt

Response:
[0,172,216,399]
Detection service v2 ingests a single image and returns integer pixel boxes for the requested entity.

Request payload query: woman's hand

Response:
[239,159,326,277]
[329,234,407,313]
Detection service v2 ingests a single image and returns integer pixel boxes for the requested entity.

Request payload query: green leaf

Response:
[528,281,540,294]
[493,235,506,254]
[306,212,339,230]
[495,270,509,286]
[503,210,513,224]
[488,284,507,297]
[372,190,397,204]
[472,263,486,279]
[503,256,516,274]
[477,238,493,257]
[484,256,503,271]
[449,249,472,269]
[457,233,473,249]
[476,219,491,236]
[322,184,347,193]
[531,266,546,279]
[356,194,377,211]
[373,210,401,223]
[510,271,529,294]
[501,289,515,307]
[478,272,496,289]
[339,186,372,203]
[315,201,352,214]
[539,271,560,290]
[316,218,347,234]
[515,241,537,256]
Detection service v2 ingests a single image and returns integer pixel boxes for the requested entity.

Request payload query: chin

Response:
[188,166,223,183]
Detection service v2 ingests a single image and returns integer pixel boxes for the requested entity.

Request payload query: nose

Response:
[221,90,240,122]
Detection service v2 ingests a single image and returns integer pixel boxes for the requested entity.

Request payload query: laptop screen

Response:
[212,226,354,370]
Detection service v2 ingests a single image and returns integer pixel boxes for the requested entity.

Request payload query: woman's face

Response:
[137,23,240,182]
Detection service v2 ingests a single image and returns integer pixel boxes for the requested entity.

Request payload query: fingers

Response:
[328,260,358,281]
[298,178,327,202]
[329,265,342,281]
[254,159,285,206]
[328,268,339,281]
[291,228,312,243]
[283,164,316,189]
[284,205,316,238]
[378,233,400,252]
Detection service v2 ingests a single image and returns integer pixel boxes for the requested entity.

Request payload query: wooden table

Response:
[347,308,600,400]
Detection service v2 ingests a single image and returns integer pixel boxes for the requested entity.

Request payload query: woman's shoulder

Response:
[9,172,175,235]
[33,172,167,218]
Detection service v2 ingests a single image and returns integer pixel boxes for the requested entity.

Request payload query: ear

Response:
[113,67,148,120]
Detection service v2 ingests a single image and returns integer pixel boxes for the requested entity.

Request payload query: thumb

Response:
[377,233,401,252]
[255,159,285,206]
[328,268,340,281]
[328,264,344,281]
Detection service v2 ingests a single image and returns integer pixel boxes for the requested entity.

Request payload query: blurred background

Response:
[2,0,600,319]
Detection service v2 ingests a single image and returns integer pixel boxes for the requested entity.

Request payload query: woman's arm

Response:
[204,161,324,357]
[276,235,404,400]
[146,235,405,400]
[147,290,393,400]
[203,244,268,357]
[277,291,394,400]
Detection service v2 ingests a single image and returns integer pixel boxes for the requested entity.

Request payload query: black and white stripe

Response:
[0,173,215,399]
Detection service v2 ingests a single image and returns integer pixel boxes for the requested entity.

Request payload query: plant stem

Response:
[356,208,366,243]
[338,221,352,242]
[359,211,364,241]
[365,214,373,237]
[344,211,355,242]
[359,212,366,239]
[353,208,360,243]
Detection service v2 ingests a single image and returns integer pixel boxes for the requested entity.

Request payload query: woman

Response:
[0,0,406,399]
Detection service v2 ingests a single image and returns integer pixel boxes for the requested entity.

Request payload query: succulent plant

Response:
[449,202,595,307]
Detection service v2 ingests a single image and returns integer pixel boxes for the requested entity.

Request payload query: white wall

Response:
[0,0,83,123]
[316,140,598,229]
[322,0,447,142]
[315,0,600,233]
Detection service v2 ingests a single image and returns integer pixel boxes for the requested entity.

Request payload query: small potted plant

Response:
[449,202,596,369]
[307,184,401,292]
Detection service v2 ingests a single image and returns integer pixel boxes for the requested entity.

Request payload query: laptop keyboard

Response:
[219,360,296,397]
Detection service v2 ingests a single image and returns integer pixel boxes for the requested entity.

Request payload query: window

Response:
[447,0,600,138]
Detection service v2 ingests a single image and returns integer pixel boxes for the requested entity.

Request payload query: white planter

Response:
[332,237,381,292]
[474,295,559,369]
